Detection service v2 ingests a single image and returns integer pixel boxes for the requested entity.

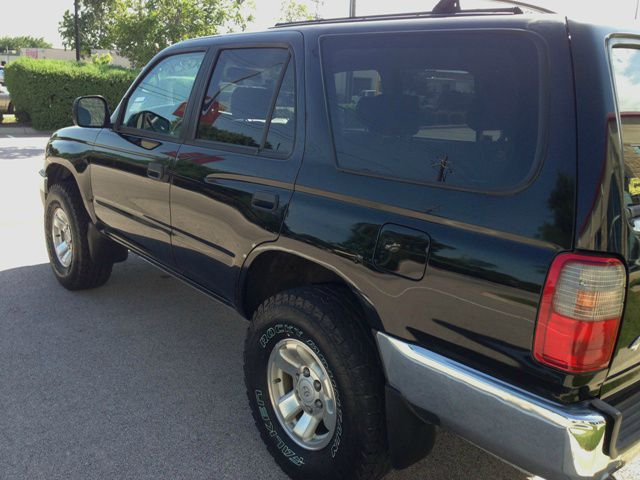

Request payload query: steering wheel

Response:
[136,110,171,134]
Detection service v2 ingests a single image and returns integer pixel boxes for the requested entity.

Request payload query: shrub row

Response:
[4,57,138,131]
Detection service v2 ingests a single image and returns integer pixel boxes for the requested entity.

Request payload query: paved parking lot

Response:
[0,134,637,479]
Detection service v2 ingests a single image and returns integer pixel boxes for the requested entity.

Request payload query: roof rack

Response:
[434,0,555,14]
[273,0,554,28]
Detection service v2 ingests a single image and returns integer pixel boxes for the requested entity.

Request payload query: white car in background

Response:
[0,84,14,122]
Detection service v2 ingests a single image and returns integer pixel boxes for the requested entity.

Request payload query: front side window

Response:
[197,48,294,155]
[122,52,205,138]
[322,32,542,190]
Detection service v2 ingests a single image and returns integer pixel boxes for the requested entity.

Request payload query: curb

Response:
[0,125,53,136]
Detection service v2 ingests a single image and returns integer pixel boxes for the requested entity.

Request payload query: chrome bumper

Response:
[376,333,640,480]
[39,168,46,205]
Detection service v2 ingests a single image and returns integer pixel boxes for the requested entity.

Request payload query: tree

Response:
[279,0,313,22]
[0,36,52,52]
[111,0,253,69]
[58,0,254,68]
[59,0,118,56]
[310,0,324,19]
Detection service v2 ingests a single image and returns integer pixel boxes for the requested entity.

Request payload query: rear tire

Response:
[243,286,389,480]
[45,182,113,290]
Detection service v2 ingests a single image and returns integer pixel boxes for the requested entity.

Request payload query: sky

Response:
[1,0,639,49]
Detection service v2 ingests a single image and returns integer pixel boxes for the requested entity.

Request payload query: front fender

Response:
[45,126,102,223]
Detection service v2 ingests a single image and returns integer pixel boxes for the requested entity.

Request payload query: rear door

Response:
[170,33,304,302]
[91,51,206,264]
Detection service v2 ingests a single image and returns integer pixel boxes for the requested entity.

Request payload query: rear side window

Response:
[321,32,542,190]
[197,48,295,155]
[611,46,640,205]
[264,63,295,154]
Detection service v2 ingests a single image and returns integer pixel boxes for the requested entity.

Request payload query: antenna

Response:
[349,0,357,18]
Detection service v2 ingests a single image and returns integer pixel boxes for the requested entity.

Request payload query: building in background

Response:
[20,48,131,67]
[0,53,20,65]
[1,48,131,68]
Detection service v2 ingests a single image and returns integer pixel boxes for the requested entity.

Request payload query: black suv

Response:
[39,2,640,479]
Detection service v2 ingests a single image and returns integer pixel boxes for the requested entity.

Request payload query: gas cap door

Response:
[374,224,430,281]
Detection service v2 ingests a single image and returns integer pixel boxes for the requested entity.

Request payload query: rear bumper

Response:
[376,332,640,480]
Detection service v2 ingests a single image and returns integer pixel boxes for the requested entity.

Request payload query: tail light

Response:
[533,253,627,373]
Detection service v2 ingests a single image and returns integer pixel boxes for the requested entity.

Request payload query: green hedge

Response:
[5,57,137,131]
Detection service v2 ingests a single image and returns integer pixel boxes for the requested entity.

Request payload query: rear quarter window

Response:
[320,31,545,191]
[611,45,640,204]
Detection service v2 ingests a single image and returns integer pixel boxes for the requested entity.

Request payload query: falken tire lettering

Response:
[255,389,305,467]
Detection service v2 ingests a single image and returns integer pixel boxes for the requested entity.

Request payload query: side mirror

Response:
[72,96,110,128]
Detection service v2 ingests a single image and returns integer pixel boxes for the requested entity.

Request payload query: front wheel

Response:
[45,182,113,290]
[243,286,389,480]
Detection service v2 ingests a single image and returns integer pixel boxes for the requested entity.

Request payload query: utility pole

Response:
[74,0,80,61]
[349,0,356,18]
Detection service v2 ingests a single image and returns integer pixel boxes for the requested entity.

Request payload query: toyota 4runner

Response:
[39,1,640,479]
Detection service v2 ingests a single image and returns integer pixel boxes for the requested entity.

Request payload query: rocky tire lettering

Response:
[243,286,390,480]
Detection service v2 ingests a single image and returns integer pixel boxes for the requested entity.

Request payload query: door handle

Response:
[251,191,279,212]
[147,162,166,181]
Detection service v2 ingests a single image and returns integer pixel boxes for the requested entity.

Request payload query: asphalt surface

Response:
[0,134,638,480]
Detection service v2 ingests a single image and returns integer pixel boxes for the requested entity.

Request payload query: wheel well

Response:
[46,163,74,192]
[45,163,127,264]
[241,251,382,331]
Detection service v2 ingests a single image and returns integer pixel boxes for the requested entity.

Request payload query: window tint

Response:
[322,33,541,190]
[611,47,640,206]
[123,52,205,137]
[197,48,294,154]
[264,63,295,154]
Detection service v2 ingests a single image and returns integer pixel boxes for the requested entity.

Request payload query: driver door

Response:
[91,50,207,265]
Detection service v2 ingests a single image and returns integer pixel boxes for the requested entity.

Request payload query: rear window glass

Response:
[197,48,294,155]
[321,32,542,190]
[611,47,640,206]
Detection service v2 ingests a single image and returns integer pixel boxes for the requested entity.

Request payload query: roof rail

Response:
[415,0,556,15]
[273,0,554,29]
[485,0,555,14]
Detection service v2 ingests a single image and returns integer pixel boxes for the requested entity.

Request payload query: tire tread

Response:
[244,285,389,480]
[46,181,113,290]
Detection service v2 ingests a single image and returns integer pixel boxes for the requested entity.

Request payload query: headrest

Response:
[467,79,517,133]
[356,94,420,136]
[231,86,272,120]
